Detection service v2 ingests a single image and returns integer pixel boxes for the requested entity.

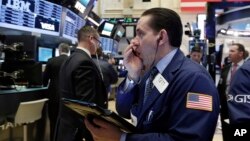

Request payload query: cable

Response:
[147,38,160,71]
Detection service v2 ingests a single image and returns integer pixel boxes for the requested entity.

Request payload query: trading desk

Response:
[0,87,48,141]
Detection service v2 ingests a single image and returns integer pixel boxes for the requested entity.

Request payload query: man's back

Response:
[55,49,107,141]
[43,55,68,88]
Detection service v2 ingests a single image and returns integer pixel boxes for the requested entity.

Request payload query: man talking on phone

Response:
[85,8,219,141]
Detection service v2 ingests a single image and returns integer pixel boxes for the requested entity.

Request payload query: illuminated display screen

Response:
[100,37,113,53]
[38,47,53,62]
[0,0,62,35]
[74,0,90,13]
[100,37,118,55]
[80,0,90,6]
[101,22,114,36]
[62,8,86,41]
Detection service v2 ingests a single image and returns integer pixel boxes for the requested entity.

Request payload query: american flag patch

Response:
[186,93,212,111]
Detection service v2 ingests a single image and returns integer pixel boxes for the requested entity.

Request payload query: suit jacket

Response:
[116,49,219,141]
[92,57,118,93]
[217,64,231,120]
[55,49,108,141]
[43,54,68,140]
[43,54,68,102]
[228,59,250,125]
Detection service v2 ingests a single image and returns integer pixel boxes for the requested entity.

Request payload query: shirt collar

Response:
[155,48,178,73]
[233,59,244,67]
[77,47,91,57]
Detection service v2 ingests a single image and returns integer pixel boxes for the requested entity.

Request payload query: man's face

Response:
[190,52,202,63]
[90,35,101,54]
[229,45,243,63]
[133,15,159,70]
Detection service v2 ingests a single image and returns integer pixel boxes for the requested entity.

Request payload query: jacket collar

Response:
[76,47,91,57]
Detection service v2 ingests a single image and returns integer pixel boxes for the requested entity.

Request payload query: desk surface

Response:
[0,87,48,95]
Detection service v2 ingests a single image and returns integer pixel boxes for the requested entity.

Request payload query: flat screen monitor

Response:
[101,22,115,37]
[113,25,125,41]
[100,37,113,54]
[38,47,53,62]
[86,11,103,27]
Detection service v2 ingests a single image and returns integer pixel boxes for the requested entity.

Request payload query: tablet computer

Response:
[62,98,137,133]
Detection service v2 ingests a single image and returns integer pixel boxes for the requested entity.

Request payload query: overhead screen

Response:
[101,22,115,36]
[74,0,90,14]
[100,37,118,55]
[0,0,62,36]
[61,8,86,42]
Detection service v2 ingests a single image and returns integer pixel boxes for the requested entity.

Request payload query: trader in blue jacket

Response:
[228,59,250,135]
[85,8,219,141]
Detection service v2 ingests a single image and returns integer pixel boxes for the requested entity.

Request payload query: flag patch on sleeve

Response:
[186,92,212,112]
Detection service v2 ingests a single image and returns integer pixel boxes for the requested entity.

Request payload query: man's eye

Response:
[138,32,144,37]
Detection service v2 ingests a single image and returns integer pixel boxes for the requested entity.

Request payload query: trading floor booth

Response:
[0,87,48,141]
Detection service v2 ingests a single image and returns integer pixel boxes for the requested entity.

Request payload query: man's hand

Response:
[85,118,123,141]
[123,38,143,82]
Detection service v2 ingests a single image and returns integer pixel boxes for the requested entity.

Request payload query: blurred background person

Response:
[190,45,205,66]
[217,43,246,141]
[92,47,118,98]
[43,43,70,141]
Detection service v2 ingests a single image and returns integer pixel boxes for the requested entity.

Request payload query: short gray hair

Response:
[58,43,70,53]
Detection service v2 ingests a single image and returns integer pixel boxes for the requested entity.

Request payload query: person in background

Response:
[217,43,246,141]
[43,43,70,141]
[190,46,204,66]
[54,26,108,141]
[108,57,116,65]
[227,59,250,139]
[92,47,118,96]
[84,7,219,141]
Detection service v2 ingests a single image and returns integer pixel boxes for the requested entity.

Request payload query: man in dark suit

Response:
[92,47,118,95]
[54,26,108,141]
[217,43,245,141]
[43,43,70,141]
[85,8,219,141]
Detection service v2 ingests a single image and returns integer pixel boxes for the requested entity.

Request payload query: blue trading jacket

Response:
[116,49,220,141]
[228,59,250,125]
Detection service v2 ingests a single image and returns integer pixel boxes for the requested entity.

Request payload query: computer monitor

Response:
[74,0,89,14]
[101,22,115,37]
[100,37,113,54]
[38,47,53,62]
[113,24,125,42]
